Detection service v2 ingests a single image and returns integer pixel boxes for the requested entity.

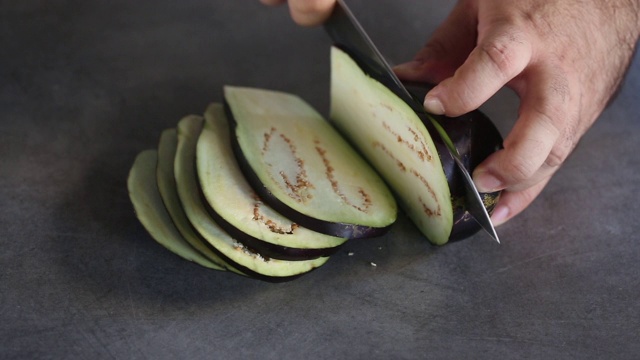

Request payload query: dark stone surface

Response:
[1,1,638,359]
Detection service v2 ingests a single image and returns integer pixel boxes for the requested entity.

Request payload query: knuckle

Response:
[502,152,538,183]
[480,30,529,77]
[441,78,476,115]
[545,145,570,168]
[451,83,476,113]
[480,42,511,75]
[531,102,577,169]
[545,126,577,168]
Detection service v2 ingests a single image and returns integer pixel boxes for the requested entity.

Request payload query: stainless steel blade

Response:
[325,0,500,243]
[456,156,501,243]
[324,0,415,106]
[425,115,500,243]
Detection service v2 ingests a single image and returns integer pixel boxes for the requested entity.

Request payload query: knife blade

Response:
[324,0,500,243]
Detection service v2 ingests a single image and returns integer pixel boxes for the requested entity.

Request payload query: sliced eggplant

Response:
[443,112,502,241]
[224,86,397,239]
[403,83,503,241]
[174,115,329,281]
[127,150,225,270]
[156,128,243,273]
[197,103,346,260]
[329,46,453,245]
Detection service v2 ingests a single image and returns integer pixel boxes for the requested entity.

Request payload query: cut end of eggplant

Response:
[402,82,504,242]
[223,86,398,239]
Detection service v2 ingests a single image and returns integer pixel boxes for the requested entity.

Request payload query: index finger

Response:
[424,23,532,116]
[473,64,574,193]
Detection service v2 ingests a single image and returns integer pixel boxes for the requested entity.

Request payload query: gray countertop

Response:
[2,1,639,359]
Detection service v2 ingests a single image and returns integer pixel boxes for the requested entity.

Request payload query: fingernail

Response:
[473,170,503,193]
[392,60,422,75]
[423,95,445,115]
[491,205,509,226]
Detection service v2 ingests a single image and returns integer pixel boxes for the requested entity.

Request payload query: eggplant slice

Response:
[174,115,329,281]
[127,150,225,270]
[197,103,346,260]
[401,83,504,241]
[329,46,453,245]
[224,86,397,239]
[156,128,243,273]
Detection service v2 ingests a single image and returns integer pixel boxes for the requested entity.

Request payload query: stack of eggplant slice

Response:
[127,47,503,281]
[128,85,398,282]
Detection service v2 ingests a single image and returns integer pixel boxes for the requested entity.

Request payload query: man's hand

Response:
[261,0,640,226]
[394,0,639,225]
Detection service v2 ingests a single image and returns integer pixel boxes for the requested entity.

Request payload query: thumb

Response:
[394,1,478,84]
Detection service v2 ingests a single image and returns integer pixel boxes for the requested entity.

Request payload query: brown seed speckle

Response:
[315,139,371,213]
[262,127,314,203]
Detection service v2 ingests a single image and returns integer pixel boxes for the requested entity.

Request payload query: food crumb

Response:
[370,262,377,267]
[347,251,354,256]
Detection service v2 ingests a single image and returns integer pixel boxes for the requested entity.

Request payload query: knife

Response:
[324,0,500,243]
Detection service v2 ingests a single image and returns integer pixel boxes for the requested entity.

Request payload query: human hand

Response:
[393,0,639,226]
[262,0,640,227]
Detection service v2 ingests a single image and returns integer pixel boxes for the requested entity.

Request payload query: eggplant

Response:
[329,46,503,245]
[156,128,241,271]
[330,46,453,245]
[127,149,227,270]
[173,115,329,281]
[402,83,503,241]
[196,103,347,260]
[224,86,398,239]
[127,46,504,280]
[436,113,503,242]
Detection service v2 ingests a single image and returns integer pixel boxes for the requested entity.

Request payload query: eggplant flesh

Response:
[224,86,398,239]
[127,150,226,270]
[156,128,240,271]
[173,115,329,281]
[330,46,453,245]
[330,46,503,245]
[403,83,503,241]
[197,103,347,260]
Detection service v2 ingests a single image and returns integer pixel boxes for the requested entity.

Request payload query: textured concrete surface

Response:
[1,1,639,359]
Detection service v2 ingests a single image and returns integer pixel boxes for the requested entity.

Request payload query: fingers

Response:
[491,177,550,226]
[473,64,577,194]
[423,23,533,116]
[288,0,335,26]
[394,0,477,85]
[262,0,335,26]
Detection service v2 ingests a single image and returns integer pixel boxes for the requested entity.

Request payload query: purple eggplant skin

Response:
[196,182,342,261]
[404,82,503,241]
[163,202,311,282]
[168,192,314,282]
